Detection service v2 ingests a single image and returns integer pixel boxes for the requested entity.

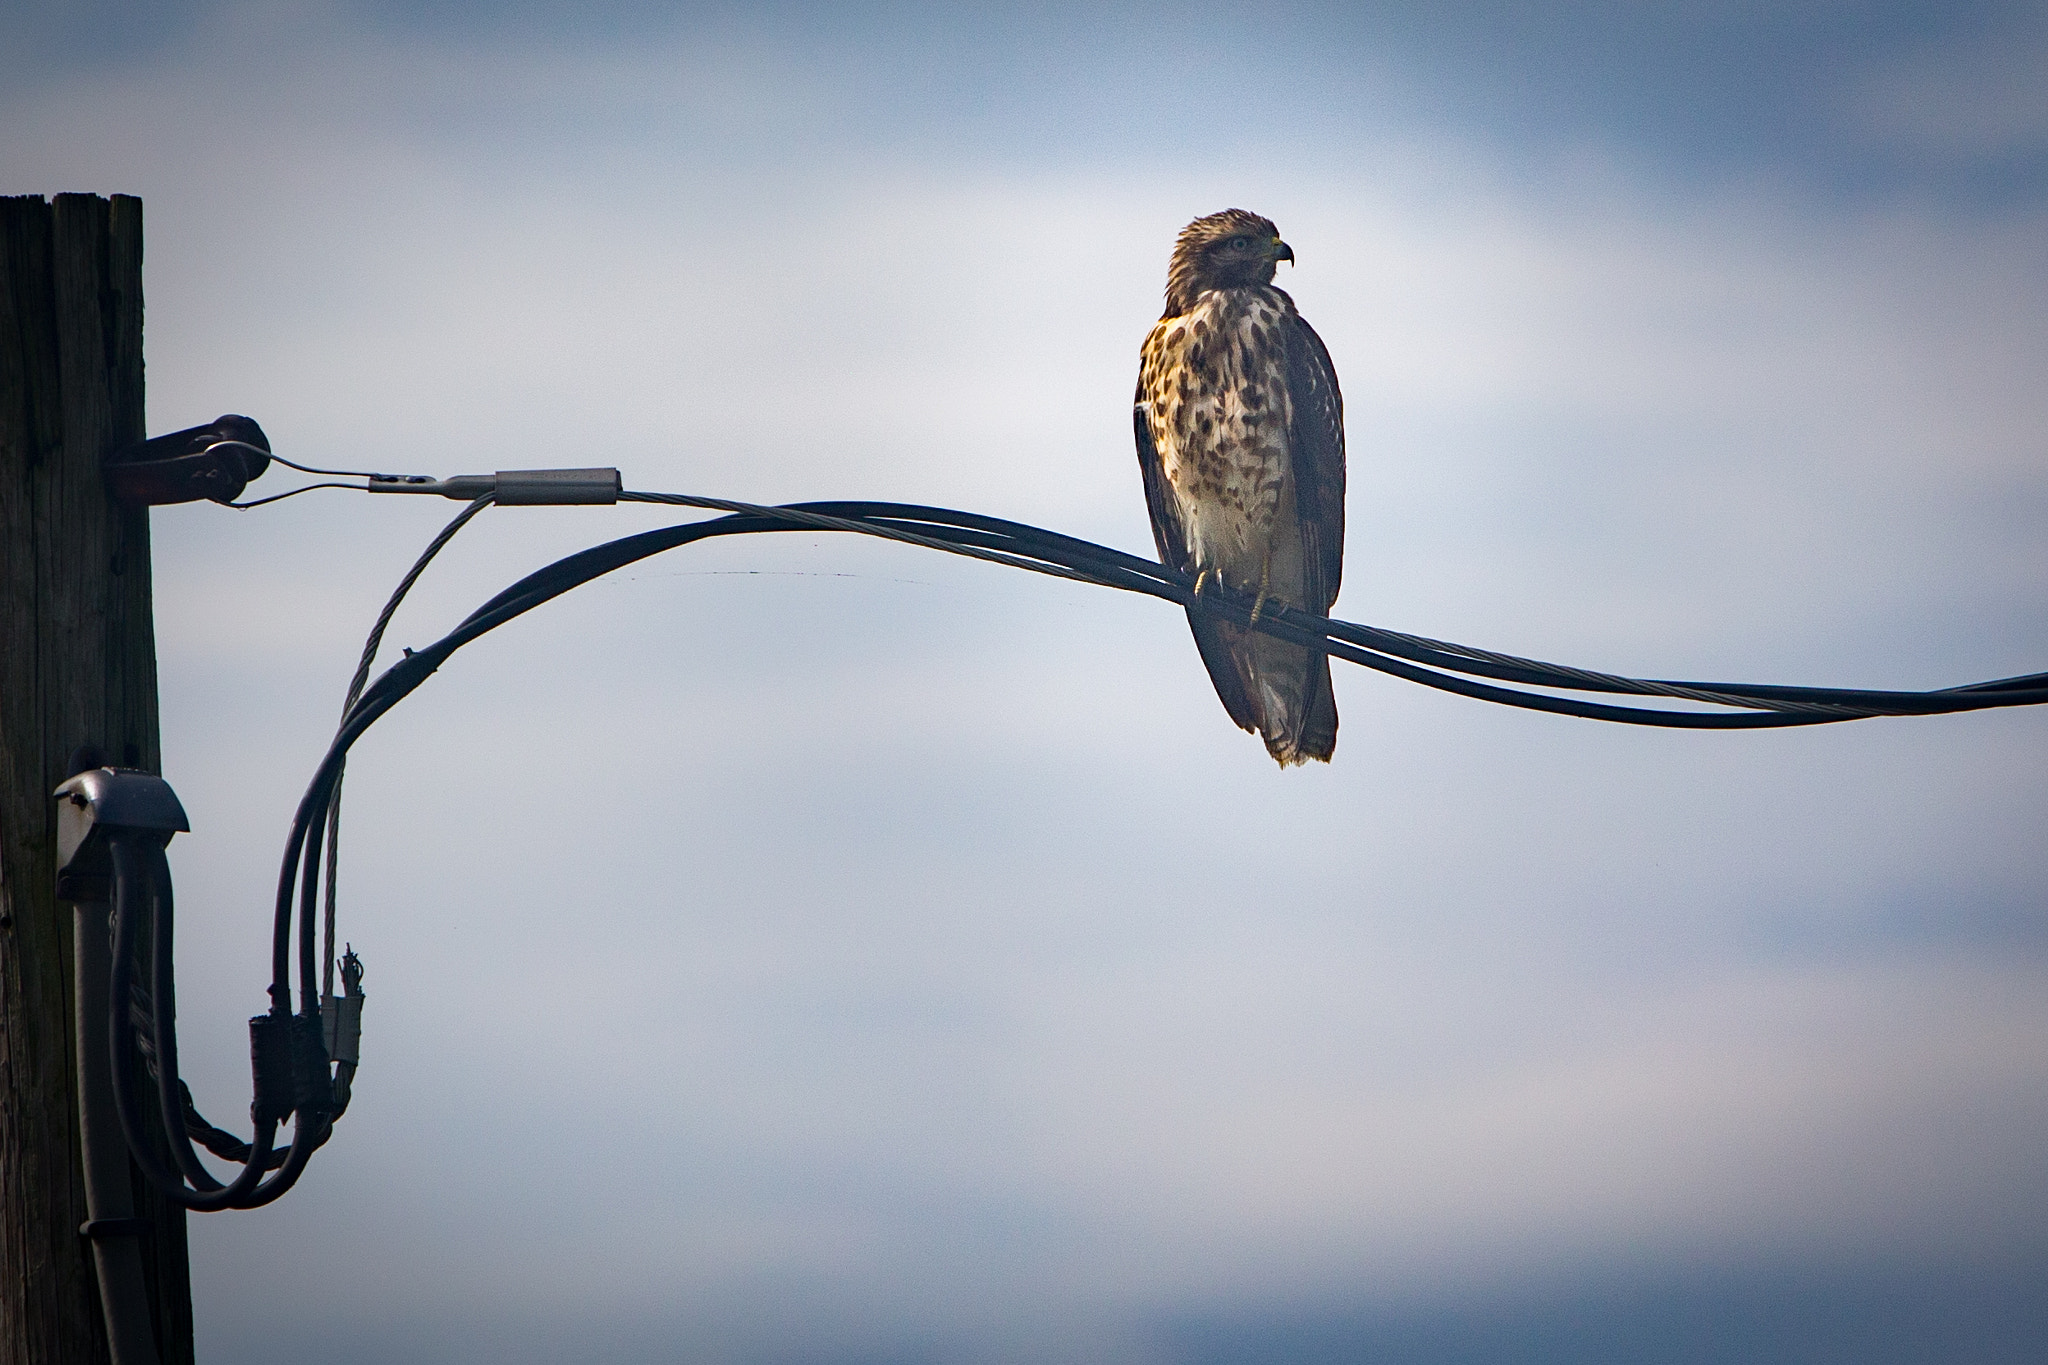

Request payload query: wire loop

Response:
[235,487,2046,1207]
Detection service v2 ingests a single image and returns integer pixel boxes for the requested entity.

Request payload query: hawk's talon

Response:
[1249,563,1273,624]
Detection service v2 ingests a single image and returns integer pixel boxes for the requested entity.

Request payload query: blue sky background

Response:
[7,3,2048,1361]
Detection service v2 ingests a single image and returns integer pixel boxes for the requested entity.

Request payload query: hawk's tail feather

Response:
[1186,611,1262,736]
[1185,611,1338,766]
[1275,652,1338,767]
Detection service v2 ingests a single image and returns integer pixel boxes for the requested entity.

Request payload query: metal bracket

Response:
[104,415,271,506]
[79,1219,153,1241]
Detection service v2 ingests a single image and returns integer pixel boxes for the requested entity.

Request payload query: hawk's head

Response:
[1164,209,1293,316]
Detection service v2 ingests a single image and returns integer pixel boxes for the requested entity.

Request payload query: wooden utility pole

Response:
[0,194,194,1365]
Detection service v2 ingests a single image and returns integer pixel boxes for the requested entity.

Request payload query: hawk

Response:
[1135,209,1347,765]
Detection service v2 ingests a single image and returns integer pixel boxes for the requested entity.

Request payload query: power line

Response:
[79,474,2048,1217]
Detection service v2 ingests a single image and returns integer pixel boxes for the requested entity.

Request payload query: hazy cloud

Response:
[7,4,2047,1361]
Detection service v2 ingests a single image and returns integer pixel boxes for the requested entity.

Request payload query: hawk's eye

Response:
[1229,236,1251,249]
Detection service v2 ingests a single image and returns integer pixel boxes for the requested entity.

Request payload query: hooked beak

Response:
[1272,238,1295,266]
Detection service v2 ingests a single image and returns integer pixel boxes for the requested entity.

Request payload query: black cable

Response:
[608,497,2048,722]
[100,482,2039,1215]
[268,492,2048,1023]
[259,489,2048,1040]
[127,485,2035,1212]
[114,834,338,1208]
[322,493,495,999]
[297,494,2048,765]
[108,837,285,1209]
[105,497,483,1207]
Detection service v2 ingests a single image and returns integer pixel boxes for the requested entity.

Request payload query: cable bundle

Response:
[137,487,2048,1209]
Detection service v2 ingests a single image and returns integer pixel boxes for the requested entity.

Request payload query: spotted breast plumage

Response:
[1134,209,1346,766]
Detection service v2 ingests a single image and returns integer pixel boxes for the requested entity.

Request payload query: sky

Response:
[7,2,2048,1361]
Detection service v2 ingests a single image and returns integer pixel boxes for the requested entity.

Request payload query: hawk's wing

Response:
[1134,384,1262,735]
[1132,387,1190,574]
[1284,310,1346,613]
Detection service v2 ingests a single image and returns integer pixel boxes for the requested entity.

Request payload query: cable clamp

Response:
[321,949,365,1067]
[104,415,271,505]
[368,467,621,504]
[320,994,362,1065]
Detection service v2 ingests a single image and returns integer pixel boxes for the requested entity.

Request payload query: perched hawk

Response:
[1135,209,1347,765]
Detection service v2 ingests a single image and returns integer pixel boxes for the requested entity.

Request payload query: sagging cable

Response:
[58,461,2048,1225]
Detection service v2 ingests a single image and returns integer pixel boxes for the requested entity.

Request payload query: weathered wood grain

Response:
[0,193,191,1365]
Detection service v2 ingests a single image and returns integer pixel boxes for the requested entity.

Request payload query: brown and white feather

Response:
[1134,209,1345,765]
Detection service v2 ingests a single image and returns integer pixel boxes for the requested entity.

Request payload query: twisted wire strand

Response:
[321,493,496,998]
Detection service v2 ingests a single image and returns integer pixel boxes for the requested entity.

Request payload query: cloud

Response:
[9,6,2048,1362]
[1836,9,2048,165]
